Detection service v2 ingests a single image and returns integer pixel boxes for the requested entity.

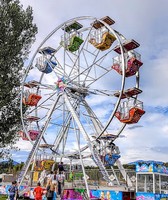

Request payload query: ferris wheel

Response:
[18,16,145,193]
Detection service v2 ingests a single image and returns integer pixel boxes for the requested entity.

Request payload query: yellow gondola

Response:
[89,32,116,51]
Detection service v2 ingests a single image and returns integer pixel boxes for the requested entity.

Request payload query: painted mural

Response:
[0,184,32,195]
[62,189,122,200]
[136,192,168,200]
[136,163,168,174]
[0,185,47,199]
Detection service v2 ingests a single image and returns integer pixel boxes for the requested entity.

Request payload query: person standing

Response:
[52,182,57,200]
[38,169,47,186]
[56,171,65,196]
[46,180,54,200]
[46,171,54,182]
[69,170,73,181]
[8,181,18,200]
[58,162,64,173]
[33,182,43,200]
[52,170,58,184]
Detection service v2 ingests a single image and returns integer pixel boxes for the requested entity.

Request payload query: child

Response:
[8,181,18,200]
[33,182,43,200]
[52,183,57,200]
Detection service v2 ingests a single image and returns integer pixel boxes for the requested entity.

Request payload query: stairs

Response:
[91,147,112,183]
[81,190,89,200]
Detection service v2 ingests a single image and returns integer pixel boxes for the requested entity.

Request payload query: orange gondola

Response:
[115,107,145,124]
[23,82,42,106]
[115,99,145,124]
[23,92,42,106]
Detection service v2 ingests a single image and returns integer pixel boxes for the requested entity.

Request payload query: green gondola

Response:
[67,35,84,52]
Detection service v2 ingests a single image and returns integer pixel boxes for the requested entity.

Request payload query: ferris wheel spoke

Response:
[39,92,63,135]
[62,50,79,80]
[65,84,118,99]
[82,99,107,136]
[52,113,73,153]
[51,97,81,152]
[86,54,114,87]
[88,88,118,96]
[82,49,100,84]
[67,48,114,87]
[78,90,128,143]
[67,27,93,79]
[83,99,125,142]
[24,80,56,91]
[63,92,91,143]
[24,91,58,118]
[53,65,68,78]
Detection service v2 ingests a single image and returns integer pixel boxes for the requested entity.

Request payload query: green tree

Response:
[0,0,37,158]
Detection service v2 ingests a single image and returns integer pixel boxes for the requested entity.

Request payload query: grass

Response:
[0,195,8,200]
[0,195,26,200]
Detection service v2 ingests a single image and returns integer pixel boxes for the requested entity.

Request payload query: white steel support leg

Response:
[64,93,91,197]
[63,93,91,143]
[29,151,37,186]
[52,99,79,153]
[115,159,133,188]
[111,166,120,185]
[83,100,106,136]
[51,156,57,172]
[72,118,90,199]
[136,173,138,192]
[153,173,155,193]
[52,120,71,153]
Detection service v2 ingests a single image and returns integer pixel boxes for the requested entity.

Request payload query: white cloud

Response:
[14,139,33,152]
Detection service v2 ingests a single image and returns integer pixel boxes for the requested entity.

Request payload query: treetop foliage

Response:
[0,0,37,158]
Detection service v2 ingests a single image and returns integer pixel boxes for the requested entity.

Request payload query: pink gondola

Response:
[18,130,40,141]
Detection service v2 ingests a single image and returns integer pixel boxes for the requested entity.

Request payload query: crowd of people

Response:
[8,162,65,200]
[34,162,65,200]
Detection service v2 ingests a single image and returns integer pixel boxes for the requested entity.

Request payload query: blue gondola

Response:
[104,154,121,166]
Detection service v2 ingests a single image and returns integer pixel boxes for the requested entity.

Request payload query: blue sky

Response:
[12,0,168,165]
